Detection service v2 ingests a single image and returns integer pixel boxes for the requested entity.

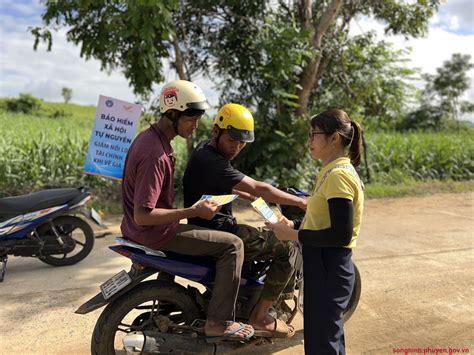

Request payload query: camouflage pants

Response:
[235,224,296,301]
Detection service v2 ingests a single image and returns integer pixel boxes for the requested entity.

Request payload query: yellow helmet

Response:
[213,103,255,142]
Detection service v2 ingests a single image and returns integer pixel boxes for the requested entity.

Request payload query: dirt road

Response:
[1,192,473,354]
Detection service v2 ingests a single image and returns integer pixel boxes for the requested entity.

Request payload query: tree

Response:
[193,0,440,113]
[33,0,438,113]
[402,53,473,130]
[32,0,442,187]
[61,87,73,103]
[31,1,180,98]
[314,33,418,130]
[31,0,209,154]
[424,53,473,122]
[184,1,439,184]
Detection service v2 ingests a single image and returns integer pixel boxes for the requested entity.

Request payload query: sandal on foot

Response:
[206,322,255,343]
[254,319,295,338]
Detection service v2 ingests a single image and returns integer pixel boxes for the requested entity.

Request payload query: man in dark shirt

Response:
[183,103,306,337]
[121,81,253,340]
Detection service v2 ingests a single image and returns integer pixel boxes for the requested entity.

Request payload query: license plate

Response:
[90,207,103,226]
[100,270,132,300]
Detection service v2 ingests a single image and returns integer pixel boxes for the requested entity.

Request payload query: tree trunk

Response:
[296,0,343,116]
[172,36,194,156]
[172,37,187,81]
[300,0,312,31]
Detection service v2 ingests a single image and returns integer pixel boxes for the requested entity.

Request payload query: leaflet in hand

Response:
[251,197,278,223]
[194,194,239,206]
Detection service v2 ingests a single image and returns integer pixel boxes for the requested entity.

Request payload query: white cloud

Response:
[435,0,474,32]
[0,9,139,106]
[351,11,474,120]
[1,1,42,18]
[352,15,473,71]
[0,10,221,111]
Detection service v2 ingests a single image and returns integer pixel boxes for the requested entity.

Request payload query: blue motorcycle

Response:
[76,189,361,354]
[0,187,101,282]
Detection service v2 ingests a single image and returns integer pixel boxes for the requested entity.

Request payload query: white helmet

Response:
[159,80,210,113]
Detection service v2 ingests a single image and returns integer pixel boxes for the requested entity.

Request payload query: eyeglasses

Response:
[308,130,326,140]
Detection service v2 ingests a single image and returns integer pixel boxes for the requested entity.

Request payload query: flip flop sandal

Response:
[206,322,255,343]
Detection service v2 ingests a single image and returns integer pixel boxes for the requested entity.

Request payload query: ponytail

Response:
[349,121,363,167]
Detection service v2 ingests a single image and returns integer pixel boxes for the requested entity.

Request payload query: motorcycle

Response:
[76,188,361,354]
[0,187,102,282]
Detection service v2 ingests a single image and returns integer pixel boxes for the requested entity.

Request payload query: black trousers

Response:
[302,246,355,355]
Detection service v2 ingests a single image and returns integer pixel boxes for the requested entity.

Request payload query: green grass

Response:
[362,131,474,182]
[0,100,96,139]
[0,101,115,196]
[365,179,474,199]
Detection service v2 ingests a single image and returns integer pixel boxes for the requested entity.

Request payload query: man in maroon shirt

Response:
[121,80,253,340]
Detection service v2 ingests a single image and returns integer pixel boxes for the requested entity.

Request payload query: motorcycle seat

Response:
[0,188,83,217]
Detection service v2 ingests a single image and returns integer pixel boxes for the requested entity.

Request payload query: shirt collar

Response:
[319,156,351,176]
[150,123,173,154]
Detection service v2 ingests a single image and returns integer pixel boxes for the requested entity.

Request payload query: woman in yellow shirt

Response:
[268,109,364,354]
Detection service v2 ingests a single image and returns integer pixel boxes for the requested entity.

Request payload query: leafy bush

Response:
[49,109,71,119]
[5,93,42,114]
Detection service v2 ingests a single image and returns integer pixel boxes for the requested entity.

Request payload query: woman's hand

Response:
[278,215,294,228]
[265,221,298,241]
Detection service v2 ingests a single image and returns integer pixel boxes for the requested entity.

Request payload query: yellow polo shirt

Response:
[302,157,364,248]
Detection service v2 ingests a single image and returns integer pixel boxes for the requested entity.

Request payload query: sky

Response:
[0,0,473,117]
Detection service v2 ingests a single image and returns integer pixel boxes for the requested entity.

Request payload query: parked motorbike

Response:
[0,187,102,282]
[76,188,361,354]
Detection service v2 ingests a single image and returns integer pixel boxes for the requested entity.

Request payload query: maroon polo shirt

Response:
[120,123,177,249]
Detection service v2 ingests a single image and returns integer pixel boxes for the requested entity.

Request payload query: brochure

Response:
[251,197,278,223]
[193,194,239,206]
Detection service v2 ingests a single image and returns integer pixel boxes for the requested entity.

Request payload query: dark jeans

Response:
[302,246,355,355]
[159,224,244,322]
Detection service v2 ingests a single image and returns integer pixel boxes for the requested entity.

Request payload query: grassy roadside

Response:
[364,179,474,199]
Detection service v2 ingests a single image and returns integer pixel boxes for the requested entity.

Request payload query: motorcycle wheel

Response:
[38,215,94,266]
[91,280,201,355]
[343,263,362,322]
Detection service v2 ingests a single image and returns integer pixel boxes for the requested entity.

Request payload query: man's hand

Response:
[298,197,308,211]
[192,200,220,220]
[265,221,298,241]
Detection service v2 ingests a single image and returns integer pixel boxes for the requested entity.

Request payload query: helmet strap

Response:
[165,110,181,135]
[171,117,180,135]
[215,129,223,150]
[210,126,225,153]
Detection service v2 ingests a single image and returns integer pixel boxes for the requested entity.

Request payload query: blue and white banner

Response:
[84,95,142,180]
